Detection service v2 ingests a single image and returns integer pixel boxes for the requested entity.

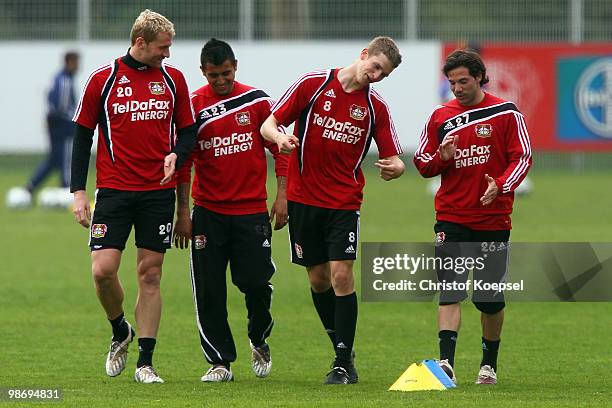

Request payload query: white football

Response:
[427,177,441,196]
[38,187,73,209]
[55,187,74,208]
[515,176,533,196]
[5,186,32,209]
[38,187,58,208]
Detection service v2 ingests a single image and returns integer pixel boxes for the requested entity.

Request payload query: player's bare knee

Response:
[91,263,118,285]
[331,270,354,294]
[137,267,162,289]
[309,274,331,292]
[307,265,331,292]
[473,301,505,315]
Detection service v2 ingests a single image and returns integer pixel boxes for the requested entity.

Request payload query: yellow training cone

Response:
[389,360,456,392]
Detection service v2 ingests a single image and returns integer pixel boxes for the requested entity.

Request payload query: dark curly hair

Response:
[443,49,489,86]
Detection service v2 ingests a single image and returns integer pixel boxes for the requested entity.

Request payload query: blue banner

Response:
[557,57,612,140]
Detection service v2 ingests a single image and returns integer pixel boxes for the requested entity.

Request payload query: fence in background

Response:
[0,0,610,42]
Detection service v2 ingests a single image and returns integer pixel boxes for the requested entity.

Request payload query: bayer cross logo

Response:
[575,58,612,138]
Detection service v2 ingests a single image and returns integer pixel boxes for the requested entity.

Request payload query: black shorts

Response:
[191,206,275,290]
[89,188,175,253]
[288,201,360,267]
[434,221,510,304]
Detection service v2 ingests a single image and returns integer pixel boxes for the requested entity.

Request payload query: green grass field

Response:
[1,156,610,407]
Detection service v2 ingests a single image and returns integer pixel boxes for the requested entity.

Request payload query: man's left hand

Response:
[160,153,177,185]
[480,173,499,206]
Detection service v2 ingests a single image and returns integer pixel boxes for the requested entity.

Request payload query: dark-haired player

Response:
[174,39,289,382]
[414,49,532,385]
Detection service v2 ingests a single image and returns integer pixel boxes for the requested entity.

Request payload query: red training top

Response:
[176,82,289,215]
[74,54,195,190]
[414,92,532,230]
[272,69,403,210]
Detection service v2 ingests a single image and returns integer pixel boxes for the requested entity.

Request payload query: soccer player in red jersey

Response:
[70,10,196,384]
[173,39,289,383]
[261,37,405,384]
[414,50,532,385]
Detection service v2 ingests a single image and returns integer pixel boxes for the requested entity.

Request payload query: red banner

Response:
[442,43,612,151]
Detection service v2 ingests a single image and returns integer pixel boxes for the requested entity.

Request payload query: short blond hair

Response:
[130,9,175,45]
[367,36,402,68]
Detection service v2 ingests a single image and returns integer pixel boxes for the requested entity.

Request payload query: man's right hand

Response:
[73,190,91,228]
[277,134,300,154]
[439,134,458,161]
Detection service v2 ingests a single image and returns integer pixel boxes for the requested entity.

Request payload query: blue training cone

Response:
[389,359,457,392]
